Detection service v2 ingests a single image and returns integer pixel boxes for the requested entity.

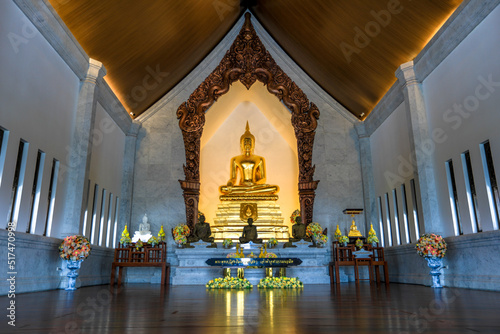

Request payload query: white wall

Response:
[423,4,500,236]
[0,0,79,237]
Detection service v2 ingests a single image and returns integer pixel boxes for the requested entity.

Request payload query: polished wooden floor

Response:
[2,283,500,333]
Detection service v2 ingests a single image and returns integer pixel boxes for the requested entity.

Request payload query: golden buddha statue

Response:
[348,215,363,237]
[219,122,279,196]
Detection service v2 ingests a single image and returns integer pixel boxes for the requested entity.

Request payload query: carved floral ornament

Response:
[177,13,320,228]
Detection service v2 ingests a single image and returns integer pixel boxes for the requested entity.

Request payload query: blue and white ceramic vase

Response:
[425,256,444,288]
[66,259,83,291]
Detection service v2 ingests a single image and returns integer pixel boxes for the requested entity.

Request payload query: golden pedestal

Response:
[212,200,289,243]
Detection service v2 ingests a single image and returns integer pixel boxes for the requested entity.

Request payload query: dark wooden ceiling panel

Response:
[48,0,462,119]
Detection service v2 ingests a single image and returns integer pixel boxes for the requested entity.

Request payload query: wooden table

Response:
[110,242,170,286]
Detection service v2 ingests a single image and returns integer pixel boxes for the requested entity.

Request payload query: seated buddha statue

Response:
[187,214,216,246]
[219,122,279,196]
[239,218,262,244]
[289,216,311,242]
[348,217,363,237]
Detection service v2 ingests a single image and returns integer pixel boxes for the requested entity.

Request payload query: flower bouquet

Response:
[173,224,190,239]
[148,236,159,247]
[135,240,143,250]
[257,277,303,289]
[158,225,165,242]
[174,235,187,247]
[226,252,243,258]
[367,224,379,245]
[265,252,277,258]
[416,233,447,258]
[290,209,300,224]
[306,222,322,238]
[206,277,252,289]
[334,225,342,241]
[223,238,233,248]
[339,235,349,246]
[267,238,278,248]
[59,235,91,261]
[355,238,364,250]
[314,233,328,247]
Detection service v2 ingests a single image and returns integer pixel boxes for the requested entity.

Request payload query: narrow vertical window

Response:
[81,179,91,235]
[384,193,393,247]
[7,140,29,228]
[392,189,401,245]
[113,197,120,248]
[410,179,422,238]
[480,140,499,230]
[98,188,107,246]
[377,196,385,247]
[461,151,482,233]
[445,160,463,235]
[106,193,114,248]
[0,128,9,187]
[400,184,411,243]
[43,159,59,237]
[90,184,99,244]
[27,150,45,233]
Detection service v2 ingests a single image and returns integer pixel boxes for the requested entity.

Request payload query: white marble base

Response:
[170,246,331,285]
[132,232,152,242]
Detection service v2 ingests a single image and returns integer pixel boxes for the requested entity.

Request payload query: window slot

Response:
[392,189,401,245]
[27,150,45,234]
[480,140,499,230]
[445,160,463,235]
[410,179,422,238]
[7,140,29,229]
[384,193,393,247]
[461,151,481,233]
[400,184,411,243]
[43,159,59,237]
[377,196,385,247]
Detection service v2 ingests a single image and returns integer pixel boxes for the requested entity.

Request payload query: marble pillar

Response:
[395,61,440,234]
[355,123,377,237]
[118,121,142,244]
[60,59,106,237]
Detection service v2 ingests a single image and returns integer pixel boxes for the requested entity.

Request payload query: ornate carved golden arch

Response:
[177,13,319,229]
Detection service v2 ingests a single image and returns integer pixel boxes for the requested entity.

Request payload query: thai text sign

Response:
[205,258,302,267]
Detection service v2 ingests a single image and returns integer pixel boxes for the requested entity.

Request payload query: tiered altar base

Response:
[170,247,330,285]
[212,200,289,242]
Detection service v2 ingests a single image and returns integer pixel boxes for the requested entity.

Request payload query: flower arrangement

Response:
[314,233,328,246]
[367,224,379,244]
[158,225,165,242]
[334,225,342,241]
[265,252,277,258]
[174,235,187,246]
[223,238,233,248]
[148,236,159,247]
[226,252,243,258]
[416,233,447,258]
[257,277,303,289]
[135,240,143,250]
[306,222,323,237]
[339,235,349,245]
[206,277,252,289]
[268,238,278,247]
[355,238,364,249]
[59,235,91,261]
[290,209,301,224]
[120,225,131,245]
[173,224,190,239]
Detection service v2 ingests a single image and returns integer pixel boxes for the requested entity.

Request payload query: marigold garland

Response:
[258,277,303,289]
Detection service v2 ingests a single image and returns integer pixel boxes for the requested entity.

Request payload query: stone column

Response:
[117,121,142,242]
[60,59,106,237]
[355,123,377,236]
[395,61,440,234]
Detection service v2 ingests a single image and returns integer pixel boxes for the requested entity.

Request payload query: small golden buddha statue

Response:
[348,215,363,237]
[219,122,279,196]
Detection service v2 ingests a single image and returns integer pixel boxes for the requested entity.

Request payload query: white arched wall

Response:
[200,81,299,228]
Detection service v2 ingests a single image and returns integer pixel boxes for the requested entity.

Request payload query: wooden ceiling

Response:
[48,0,462,119]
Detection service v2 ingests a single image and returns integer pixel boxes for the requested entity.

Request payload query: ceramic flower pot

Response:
[66,259,83,291]
[425,256,444,288]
